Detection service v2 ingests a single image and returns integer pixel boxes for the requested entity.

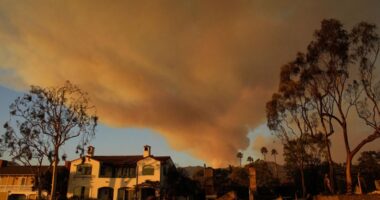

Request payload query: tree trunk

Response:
[274,155,279,179]
[325,134,335,193]
[300,164,306,198]
[300,169,306,197]
[328,159,335,193]
[345,154,353,194]
[37,175,42,200]
[341,120,353,194]
[50,149,59,200]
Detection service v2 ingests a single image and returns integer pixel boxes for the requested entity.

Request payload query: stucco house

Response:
[0,160,36,200]
[0,160,69,200]
[66,145,175,200]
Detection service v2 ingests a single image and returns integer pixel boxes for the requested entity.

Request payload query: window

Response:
[118,188,134,200]
[76,164,92,175]
[21,178,26,185]
[114,167,137,178]
[100,165,113,177]
[128,167,136,177]
[142,165,154,176]
[12,177,18,185]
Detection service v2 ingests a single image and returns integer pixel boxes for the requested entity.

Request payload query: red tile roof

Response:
[90,155,171,166]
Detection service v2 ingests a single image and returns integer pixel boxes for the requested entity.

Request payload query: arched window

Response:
[142,165,154,175]
[98,187,114,200]
[74,186,89,199]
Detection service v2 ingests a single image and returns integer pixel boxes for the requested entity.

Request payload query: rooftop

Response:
[90,155,171,166]
[0,166,67,175]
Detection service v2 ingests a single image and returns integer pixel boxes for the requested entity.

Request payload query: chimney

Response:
[143,145,151,157]
[65,161,71,170]
[87,146,95,157]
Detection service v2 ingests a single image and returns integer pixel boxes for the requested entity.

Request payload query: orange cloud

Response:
[0,0,379,167]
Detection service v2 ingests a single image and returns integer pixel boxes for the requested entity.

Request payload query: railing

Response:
[0,185,34,192]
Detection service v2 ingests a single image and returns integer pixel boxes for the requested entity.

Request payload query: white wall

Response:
[67,156,165,200]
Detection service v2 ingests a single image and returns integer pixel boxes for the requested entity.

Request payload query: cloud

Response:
[0,0,379,166]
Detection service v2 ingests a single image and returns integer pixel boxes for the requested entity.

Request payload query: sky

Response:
[0,0,380,167]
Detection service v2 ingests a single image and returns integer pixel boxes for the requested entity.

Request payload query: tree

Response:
[229,166,250,199]
[247,156,254,164]
[229,167,249,187]
[236,152,243,167]
[357,151,380,192]
[266,94,308,197]
[308,19,380,194]
[283,136,326,197]
[2,121,54,199]
[165,167,202,198]
[250,159,278,189]
[271,149,279,178]
[266,53,328,197]
[1,81,97,200]
[261,147,268,161]
[306,19,356,194]
[271,149,278,163]
[267,19,380,194]
[349,22,380,192]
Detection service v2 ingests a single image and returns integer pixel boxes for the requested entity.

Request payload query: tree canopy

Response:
[266,19,380,194]
[1,81,98,200]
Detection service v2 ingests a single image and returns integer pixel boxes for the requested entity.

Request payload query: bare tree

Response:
[2,81,97,200]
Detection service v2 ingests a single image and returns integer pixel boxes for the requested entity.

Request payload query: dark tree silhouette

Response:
[261,147,268,161]
[247,156,254,164]
[307,19,380,193]
[271,148,279,178]
[357,151,380,192]
[2,120,53,199]
[1,81,97,200]
[267,18,380,194]
[236,152,243,167]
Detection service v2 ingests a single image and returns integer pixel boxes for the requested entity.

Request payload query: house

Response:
[0,160,69,200]
[66,145,175,200]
